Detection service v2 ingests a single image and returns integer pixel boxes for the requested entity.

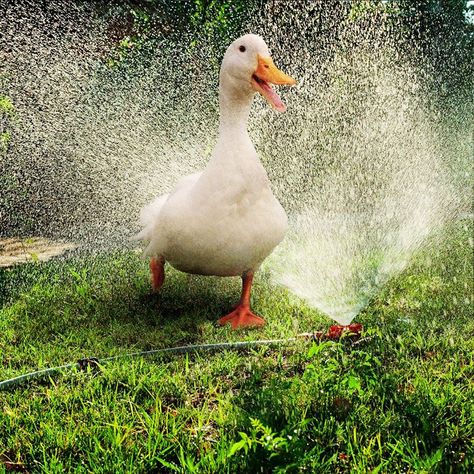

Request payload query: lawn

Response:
[0,219,472,473]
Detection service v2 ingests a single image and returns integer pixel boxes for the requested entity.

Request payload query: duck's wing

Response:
[133,171,203,242]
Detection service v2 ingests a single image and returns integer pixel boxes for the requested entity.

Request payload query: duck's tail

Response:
[131,194,169,243]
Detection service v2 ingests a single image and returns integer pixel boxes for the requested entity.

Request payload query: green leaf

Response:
[156,458,180,472]
[348,375,362,393]
[229,438,247,456]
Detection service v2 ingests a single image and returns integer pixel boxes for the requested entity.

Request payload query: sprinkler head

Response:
[327,323,363,340]
[303,323,363,342]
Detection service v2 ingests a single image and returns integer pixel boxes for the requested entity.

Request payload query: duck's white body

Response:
[138,35,289,277]
[136,34,295,329]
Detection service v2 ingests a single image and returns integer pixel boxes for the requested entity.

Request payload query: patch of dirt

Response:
[0,237,77,267]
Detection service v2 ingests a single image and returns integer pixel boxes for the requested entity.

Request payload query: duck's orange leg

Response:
[150,256,165,291]
[218,272,265,329]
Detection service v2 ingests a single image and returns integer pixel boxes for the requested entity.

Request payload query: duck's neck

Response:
[218,82,254,137]
[195,78,268,196]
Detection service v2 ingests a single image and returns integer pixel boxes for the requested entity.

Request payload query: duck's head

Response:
[220,34,296,113]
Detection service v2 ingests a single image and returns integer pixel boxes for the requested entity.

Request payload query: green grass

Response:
[0,220,473,473]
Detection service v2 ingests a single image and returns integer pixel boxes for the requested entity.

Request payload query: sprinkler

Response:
[327,323,363,339]
[313,323,363,340]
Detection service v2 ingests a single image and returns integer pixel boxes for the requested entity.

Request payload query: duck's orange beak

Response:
[251,55,296,112]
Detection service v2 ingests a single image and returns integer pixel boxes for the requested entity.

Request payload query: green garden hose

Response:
[0,327,366,391]
[0,334,315,391]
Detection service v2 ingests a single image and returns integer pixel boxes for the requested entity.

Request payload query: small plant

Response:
[228,417,289,458]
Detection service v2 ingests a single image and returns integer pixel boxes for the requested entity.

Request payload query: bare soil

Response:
[0,237,77,267]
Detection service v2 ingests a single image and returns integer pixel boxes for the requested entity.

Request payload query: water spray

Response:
[1,1,470,330]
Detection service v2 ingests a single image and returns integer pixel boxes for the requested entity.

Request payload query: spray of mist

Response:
[1,1,470,325]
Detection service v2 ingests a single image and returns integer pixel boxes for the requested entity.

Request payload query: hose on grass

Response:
[0,328,368,391]
[0,334,315,391]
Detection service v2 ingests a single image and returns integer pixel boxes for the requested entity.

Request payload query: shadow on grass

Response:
[0,250,249,374]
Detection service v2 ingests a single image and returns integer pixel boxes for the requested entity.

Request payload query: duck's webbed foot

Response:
[218,271,265,330]
[218,304,265,329]
[150,256,165,291]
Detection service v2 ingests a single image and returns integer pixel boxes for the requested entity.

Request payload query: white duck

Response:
[136,34,296,329]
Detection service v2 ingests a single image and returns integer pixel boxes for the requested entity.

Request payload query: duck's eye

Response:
[239,45,246,53]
